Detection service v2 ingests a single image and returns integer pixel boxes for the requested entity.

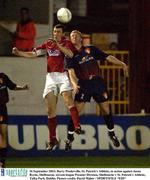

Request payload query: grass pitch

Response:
[6,156,150,168]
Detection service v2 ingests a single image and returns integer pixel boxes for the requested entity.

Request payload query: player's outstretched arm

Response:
[14,84,29,90]
[106,55,129,77]
[12,47,37,58]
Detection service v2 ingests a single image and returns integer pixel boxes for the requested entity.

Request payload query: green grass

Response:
[6,156,150,168]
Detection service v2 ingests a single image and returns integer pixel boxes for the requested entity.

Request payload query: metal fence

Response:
[96,50,129,115]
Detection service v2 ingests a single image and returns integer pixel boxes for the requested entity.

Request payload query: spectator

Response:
[109,42,118,50]
[12,7,36,51]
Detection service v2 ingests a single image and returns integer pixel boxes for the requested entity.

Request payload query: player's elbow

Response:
[31,51,38,58]
[68,68,74,74]
[106,55,115,62]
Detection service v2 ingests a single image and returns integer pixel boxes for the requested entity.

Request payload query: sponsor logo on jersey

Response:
[79,56,94,64]
[47,49,60,56]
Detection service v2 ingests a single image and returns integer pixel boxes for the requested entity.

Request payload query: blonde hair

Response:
[71,30,82,37]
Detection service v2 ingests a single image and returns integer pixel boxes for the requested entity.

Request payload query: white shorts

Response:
[43,72,73,98]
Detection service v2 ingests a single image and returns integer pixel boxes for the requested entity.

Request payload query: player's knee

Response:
[64,96,74,107]
[46,107,55,117]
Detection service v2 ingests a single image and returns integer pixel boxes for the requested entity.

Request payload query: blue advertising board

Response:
[7,115,150,157]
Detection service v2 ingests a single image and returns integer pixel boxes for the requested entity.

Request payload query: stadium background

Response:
[0,0,150,167]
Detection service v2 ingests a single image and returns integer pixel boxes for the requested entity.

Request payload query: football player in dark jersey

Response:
[0,73,29,167]
[65,30,128,151]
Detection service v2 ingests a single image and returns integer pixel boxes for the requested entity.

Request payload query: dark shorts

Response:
[74,76,109,103]
[0,105,8,124]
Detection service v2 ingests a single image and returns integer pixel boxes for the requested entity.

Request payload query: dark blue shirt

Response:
[0,73,16,105]
[66,45,109,80]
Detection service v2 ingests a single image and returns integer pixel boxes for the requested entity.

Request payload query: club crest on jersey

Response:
[47,49,60,56]
[85,47,91,54]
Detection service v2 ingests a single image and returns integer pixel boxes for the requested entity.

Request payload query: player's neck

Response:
[75,43,82,51]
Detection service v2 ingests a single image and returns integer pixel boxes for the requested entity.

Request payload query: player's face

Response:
[53,27,63,41]
[70,32,82,45]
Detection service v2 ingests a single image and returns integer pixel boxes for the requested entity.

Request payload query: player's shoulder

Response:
[60,36,66,42]
[64,38,71,43]
[84,44,96,48]
[46,39,52,44]
[84,44,99,51]
[40,39,53,47]
[62,37,76,51]
[84,44,94,48]
[62,37,72,45]
[87,45,105,54]
[83,45,99,53]
[35,39,49,48]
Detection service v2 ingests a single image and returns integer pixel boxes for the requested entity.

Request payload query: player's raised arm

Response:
[106,55,129,77]
[12,47,37,58]
[48,38,73,58]
[56,42,73,58]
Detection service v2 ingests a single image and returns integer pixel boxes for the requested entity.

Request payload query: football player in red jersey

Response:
[12,24,81,150]
[0,72,29,168]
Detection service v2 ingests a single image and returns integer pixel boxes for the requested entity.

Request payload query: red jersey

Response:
[13,21,36,51]
[35,37,74,73]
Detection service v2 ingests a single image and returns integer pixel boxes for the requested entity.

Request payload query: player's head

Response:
[70,30,82,46]
[20,7,30,21]
[53,24,65,41]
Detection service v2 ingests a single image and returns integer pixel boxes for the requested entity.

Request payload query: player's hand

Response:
[123,64,129,77]
[49,38,57,44]
[22,84,29,90]
[12,47,19,55]
[73,84,80,94]
[48,38,58,48]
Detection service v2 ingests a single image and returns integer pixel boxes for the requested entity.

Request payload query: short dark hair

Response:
[20,7,29,13]
[54,24,65,32]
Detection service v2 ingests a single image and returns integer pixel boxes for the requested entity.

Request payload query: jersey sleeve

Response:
[92,46,109,61]
[33,42,47,56]
[65,57,75,69]
[5,74,17,90]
